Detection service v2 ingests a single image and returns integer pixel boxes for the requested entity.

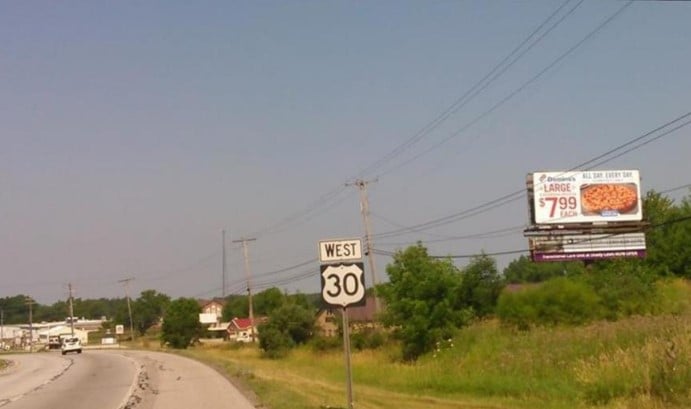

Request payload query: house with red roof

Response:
[226,317,257,343]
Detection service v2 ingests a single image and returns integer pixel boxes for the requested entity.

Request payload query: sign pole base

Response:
[342,307,354,409]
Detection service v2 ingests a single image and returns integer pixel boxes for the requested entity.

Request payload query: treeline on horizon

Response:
[1,190,689,331]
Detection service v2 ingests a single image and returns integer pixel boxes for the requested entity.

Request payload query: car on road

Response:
[61,337,82,355]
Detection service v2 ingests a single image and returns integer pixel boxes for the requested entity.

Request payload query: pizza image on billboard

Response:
[529,170,642,224]
[580,183,638,216]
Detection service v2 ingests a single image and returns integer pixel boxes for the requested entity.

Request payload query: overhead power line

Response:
[375,225,526,247]
[247,185,352,239]
[373,214,691,261]
[376,1,633,178]
[357,0,581,179]
[659,183,691,195]
[372,110,691,239]
[233,1,586,241]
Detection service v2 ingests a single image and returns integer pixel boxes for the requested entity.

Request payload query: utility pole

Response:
[68,282,75,337]
[118,277,135,342]
[25,297,34,352]
[222,229,227,298]
[233,237,256,341]
[347,178,381,314]
[1,307,4,348]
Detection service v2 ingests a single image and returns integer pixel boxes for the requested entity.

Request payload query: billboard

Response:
[530,232,646,262]
[529,170,642,225]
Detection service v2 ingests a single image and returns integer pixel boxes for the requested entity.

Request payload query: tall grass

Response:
[181,279,690,409]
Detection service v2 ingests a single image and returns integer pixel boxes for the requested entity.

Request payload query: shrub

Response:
[310,335,342,352]
[160,298,202,349]
[497,277,602,328]
[258,326,294,359]
[351,329,387,351]
[584,261,659,319]
[258,302,316,358]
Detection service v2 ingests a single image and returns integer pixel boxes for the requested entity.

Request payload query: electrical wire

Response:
[375,1,633,178]
[357,0,581,178]
[235,0,585,240]
[372,110,691,239]
[375,225,526,247]
[659,183,691,195]
[372,214,690,261]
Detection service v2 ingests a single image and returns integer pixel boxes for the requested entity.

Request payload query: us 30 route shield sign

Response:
[320,263,366,307]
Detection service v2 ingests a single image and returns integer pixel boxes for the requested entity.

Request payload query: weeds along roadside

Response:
[149,279,691,409]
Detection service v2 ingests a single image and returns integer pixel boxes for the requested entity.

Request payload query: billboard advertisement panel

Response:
[530,232,646,262]
[530,170,642,225]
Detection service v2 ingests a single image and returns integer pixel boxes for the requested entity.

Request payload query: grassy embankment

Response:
[175,280,691,409]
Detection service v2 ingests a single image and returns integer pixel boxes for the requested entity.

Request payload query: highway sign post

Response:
[318,238,364,409]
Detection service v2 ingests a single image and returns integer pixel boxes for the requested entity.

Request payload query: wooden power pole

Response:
[25,297,34,352]
[347,178,381,313]
[222,229,227,298]
[233,237,256,341]
[118,277,135,341]
[68,282,75,337]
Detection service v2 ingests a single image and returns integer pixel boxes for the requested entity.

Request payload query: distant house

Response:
[315,309,339,337]
[198,299,228,339]
[315,296,380,337]
[226,317,258,343]
[199,299,225,319]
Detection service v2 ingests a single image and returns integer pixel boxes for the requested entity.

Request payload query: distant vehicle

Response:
[48,335,62,349]
[61,337,82,355]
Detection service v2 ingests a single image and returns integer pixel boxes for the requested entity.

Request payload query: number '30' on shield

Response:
[320,263,366,307]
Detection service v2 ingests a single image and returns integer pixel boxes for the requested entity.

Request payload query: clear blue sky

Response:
[2,1,690,304]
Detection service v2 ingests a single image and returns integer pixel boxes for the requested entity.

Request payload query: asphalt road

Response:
[0,350,257,409]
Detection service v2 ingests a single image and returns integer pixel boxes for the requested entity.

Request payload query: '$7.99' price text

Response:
[539,196,577,218]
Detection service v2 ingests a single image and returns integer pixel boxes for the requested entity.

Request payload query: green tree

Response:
[35,300,68,322]
[379,243,471,361]
[585,260,660,319]
[503,255,583,283]
[642,190,679,276]
[638,190,691,277]
[258,302,315,358]
[0,295,34,324]
[222,295,248,321]
[286,292,314,310]
[456,253,504,317]
[133,290,170,336]
[253,287,285,316]
[161,298,202,349]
